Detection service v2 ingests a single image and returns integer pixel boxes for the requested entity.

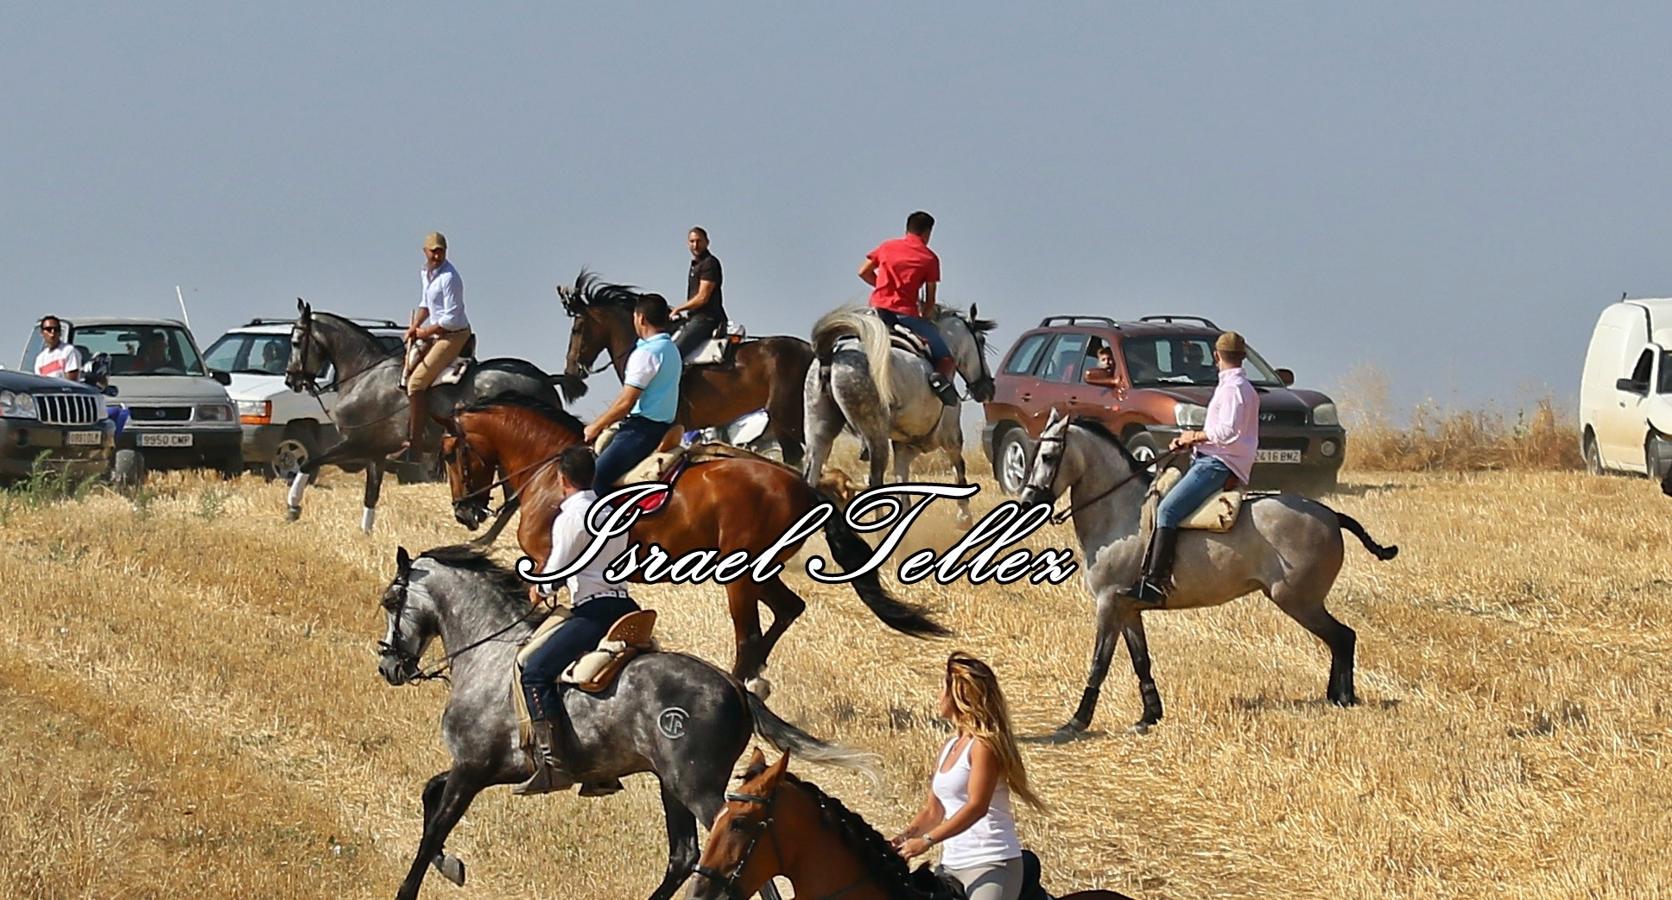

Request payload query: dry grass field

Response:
[3,453,1671,899]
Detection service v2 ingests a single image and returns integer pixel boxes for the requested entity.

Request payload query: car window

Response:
[1660,351,1672,394]
[73,325,207,376]
[1630,349,1653,386]
[1002,333,1050,376]
[1121,336,1285,387]
[203,335,250,371]
[1040,334,1091,383]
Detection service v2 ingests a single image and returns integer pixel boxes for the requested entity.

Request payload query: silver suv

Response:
[20,317,242,475]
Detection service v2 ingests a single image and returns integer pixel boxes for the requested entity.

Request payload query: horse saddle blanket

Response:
[686,321,748,367]
[1144,466,1246,533]
[511,610,659,748]
[888,324,933,361]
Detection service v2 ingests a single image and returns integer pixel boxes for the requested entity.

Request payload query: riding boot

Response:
[1123,526,1179,605]
[513,718,576,796]
[929,373,960,406]
[388,390,425,461]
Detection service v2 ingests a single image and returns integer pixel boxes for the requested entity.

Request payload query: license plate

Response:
[138,432,194,448]
[1257,449,1302,464]
[67,431,103,446]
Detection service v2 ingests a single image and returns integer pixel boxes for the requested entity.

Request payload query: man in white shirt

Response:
[391,231,472,460]
[514,445,640,796]
[34,316,81,381]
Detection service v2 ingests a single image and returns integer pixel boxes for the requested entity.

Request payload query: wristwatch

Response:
[921,834,937,846]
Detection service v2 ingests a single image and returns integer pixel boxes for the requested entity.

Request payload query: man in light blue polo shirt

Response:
[583,293,683,488]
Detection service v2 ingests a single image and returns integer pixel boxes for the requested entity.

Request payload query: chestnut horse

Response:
[439,393,948,686]
[554,270,815,467]
[686,750,1132,900]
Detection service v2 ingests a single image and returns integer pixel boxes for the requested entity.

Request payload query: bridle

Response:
[1028,427,1177,526]
[691,785,869,900]
[564,301,634,377]
[441,419,569,519]
[376,566,542,685]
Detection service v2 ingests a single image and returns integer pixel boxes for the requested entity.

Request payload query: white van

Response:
[1579,297,1672,479]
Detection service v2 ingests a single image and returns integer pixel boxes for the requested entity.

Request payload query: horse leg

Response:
[1122,613,1165,731]
[396,768,487,900]
[801,373,844,485]
[892,443,921,485]
[646,784,701,900]
[725,582,767,684]
[766,374,806,469]
[361,462,385,534]
[1271,587,1358,706]
[287,436,370,520]
[941,440,973,525]
[415,771,467,886]
[746,578,807,698]
[1057,593,1129,738]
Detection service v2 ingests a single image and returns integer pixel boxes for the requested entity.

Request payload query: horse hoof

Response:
[1047,723,1085,743]
[1331,694,1359,708]
[745,677,772,700]
[1128,720,1156,735]
[285,506,301,522]
[432,853,466,886]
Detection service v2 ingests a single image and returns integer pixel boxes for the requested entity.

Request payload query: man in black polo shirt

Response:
[671,226,726,361]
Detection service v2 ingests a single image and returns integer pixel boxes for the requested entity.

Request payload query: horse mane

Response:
[415,544,531,612]
[565,268,648,313]
[1069,415,1151,481]
[310,310,399,356]
[784,774,958,900]
[457,390,586,437]
[935,304,997,335]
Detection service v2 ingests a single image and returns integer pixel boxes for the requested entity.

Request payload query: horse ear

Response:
[970,303,979,320]
[742,747,768,780]
[395,546,412,575]
[764,751,791,785]
[1044,407,1062,429]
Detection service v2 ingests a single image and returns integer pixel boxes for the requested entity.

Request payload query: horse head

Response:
[285,298,328,394]
[557,269,644,402]
[939,304,998,403]
[686,749,793,900]
[377,546,434,685]
[437,410,497,530]
[1019,408,1073,508]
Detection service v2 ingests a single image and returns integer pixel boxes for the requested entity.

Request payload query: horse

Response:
[555,270,816,468]
[686,750,1132,900]
[376,544,880,900]
[439,392,950,689]
[281,299,568,533]
[1018,409,1399,737]
[803,305,997,523]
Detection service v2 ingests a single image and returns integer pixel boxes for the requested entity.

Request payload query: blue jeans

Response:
[521,594,640,719]
[593,415,671,489]
[875,308,953,372]
[1156,456,1235,529]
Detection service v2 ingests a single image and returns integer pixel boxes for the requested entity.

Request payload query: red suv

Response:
[981,315,1346,495]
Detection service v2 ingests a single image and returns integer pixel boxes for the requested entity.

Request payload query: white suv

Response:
[203,317,405,479]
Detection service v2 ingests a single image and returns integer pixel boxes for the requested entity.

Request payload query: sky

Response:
[6,3,1672,421]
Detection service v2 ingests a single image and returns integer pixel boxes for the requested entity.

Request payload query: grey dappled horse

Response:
[376,545,879,900]
[283,300,566,533]
[803,305,996,521]
[1019,409,1399,737]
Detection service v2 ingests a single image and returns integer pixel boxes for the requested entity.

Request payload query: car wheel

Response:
[111,449,146,493]
[1583,432,1603,476]
[265,426,318,482]
[1126,432,1162,464]
[994,428,1032,496]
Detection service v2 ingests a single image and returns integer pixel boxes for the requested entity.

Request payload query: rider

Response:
[583,294,682,489]
[392,231,472,461]
[894,652,1044,900]
[1125,331,1260,604]
[33,316,81,382]
[671,226,726,362]
[516,445,642,796]
[860,210,959,406]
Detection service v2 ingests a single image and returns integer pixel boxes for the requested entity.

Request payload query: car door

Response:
[1032,333,1091,430]
[1601,347,1657,470]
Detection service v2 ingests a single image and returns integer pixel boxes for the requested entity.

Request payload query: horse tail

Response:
[814,488,952,638]
[1326,507,1399,561]
[812,307,894,411]
[745,691,882,789]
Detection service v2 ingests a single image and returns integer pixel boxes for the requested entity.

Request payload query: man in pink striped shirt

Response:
[1125,331,1261,604]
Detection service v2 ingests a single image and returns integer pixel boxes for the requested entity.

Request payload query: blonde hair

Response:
[943,652,1045,809]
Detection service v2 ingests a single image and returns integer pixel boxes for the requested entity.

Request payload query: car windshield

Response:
[1121,336,1285,387]
[73,325,207,376]
[204,333,293,375]
[1661,351,1672,394]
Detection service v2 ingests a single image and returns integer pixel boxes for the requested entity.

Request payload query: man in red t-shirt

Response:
[859,211,959,406]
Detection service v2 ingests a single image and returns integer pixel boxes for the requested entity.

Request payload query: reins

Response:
[1047,448,1184,526]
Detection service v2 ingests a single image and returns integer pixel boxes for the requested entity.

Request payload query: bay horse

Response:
[282,299,567,532]
[686,750,1132,900]
[1018,409,1399,737]
[555,270,816,467]
[439,392,949,688]
[376,545,879,900]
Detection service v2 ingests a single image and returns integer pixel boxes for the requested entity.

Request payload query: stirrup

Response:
[930,374,959,406]
[512,753,575,796]
[1122,577,1169,606]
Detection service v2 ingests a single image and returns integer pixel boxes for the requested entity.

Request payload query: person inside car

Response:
[1084,343,1119,387]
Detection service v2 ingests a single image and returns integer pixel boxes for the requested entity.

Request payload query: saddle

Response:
[912,850,1052,900]
[401,334,478,387]
[512,610,659,749]
[1142,465,1254,533]
[888,323,933,361]
[603,441,785,513]
[685,320,747,367]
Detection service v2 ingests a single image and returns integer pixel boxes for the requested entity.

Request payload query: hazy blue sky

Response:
[6,3,1671,419]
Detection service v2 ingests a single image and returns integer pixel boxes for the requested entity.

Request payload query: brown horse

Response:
[439,392,948,686]
[554,270,815,467]
[686,750,1131,900]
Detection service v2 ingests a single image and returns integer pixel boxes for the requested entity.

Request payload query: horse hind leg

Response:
[1270,583,1358,706]
[748,578,808,698]
[361,462,385,533]
[397,768,486,900]
[802,372,845,486]
[647,784,701,900]
[725,582,768,684]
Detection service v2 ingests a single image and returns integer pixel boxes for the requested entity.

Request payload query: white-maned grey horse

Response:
[803,305,996,521]
[376,545,879,900]
[1018,409,1399,737]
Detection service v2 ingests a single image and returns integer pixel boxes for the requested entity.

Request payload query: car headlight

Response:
[236,400,272,423]
[1174,403,1207,428]
[196,402,235,422]
[1312,402,1340,426]
[0,390,39,419]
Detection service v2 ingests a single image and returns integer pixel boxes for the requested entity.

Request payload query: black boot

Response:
[513,719,575,796]
[388,390,426,462]
[929,373,960,406]
[1123,526,1179,605]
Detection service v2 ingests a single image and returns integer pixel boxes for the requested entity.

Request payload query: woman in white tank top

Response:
[893,653,1046,900]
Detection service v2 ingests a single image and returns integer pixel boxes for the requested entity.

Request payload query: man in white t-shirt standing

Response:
[34,316,81,382]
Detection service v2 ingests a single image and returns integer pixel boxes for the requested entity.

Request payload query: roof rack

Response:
[1138,315,1220,329]
[1039,315,1118,328]
[243,316,402,328]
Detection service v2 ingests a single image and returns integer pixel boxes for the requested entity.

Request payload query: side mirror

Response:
[211,369,232,386]
[103,384,119,397]
[1276,368,1296,387]
[1616,377,1648,395]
